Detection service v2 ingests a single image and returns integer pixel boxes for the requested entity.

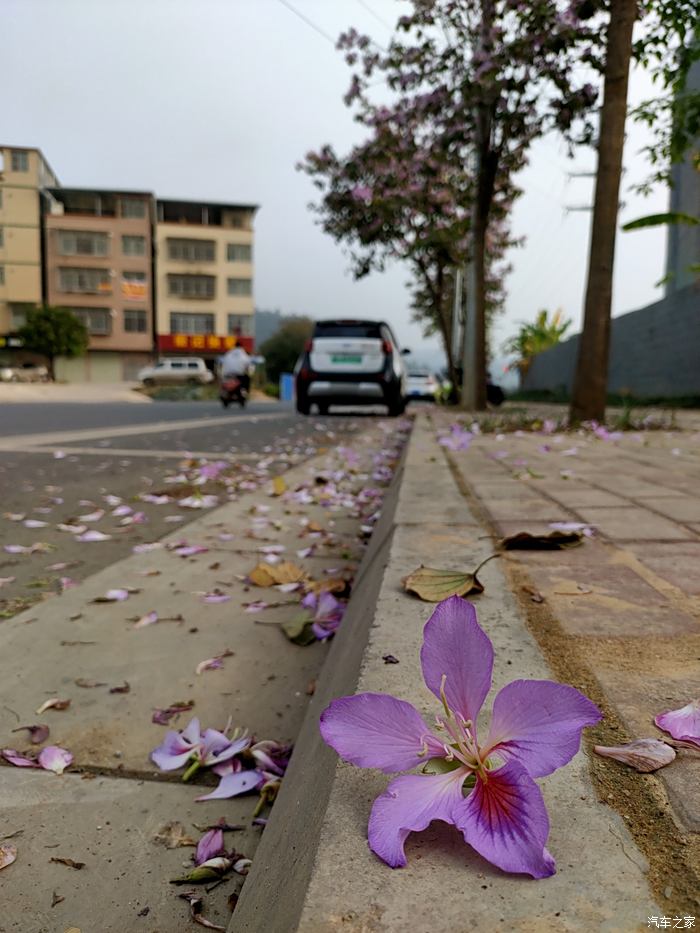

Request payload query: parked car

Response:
[295,319,409,416]
[138,358,214,387]
[406,369,439,401]
[0,362,49,383]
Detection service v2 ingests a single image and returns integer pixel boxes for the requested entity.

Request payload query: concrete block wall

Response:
[522,282,700,397]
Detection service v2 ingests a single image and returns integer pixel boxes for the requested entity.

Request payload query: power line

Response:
[275,0,386,52]
[355,0,393,31]
[275,0,337,46]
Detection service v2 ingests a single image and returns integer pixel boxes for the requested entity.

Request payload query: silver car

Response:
[138,357,214,387]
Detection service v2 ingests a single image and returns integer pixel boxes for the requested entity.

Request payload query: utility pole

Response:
[461,250,478,409]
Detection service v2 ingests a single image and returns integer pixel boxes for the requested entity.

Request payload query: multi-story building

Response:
[42,187,155,380]
[155,198,256,362]
[0,145,58,348]
[0,146,258,380]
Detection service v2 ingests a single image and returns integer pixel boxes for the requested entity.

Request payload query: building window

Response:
[168,274,215,299]
[227,314,254,337]
[0,266,4,285]
[11,150,29,172]
[167,238,216,262]
[70,307,112,336]
[124,309,147,332]
[120,198,146,219]
[227,277,252,296]
[122,235,146,256]
[58,230,109,257]
[170,312,215,335]
[10,306,27,329]
[58,267,111,294]
[227,243,252,262]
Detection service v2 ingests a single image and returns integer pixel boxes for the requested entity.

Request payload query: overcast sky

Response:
[2,0,670,367]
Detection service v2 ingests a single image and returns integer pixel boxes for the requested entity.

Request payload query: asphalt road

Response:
[0,399,292,437]
[0,400,366,620]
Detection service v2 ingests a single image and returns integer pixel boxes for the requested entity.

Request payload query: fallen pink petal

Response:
[593,739,676,772]
[654,698,700,749]
[134,611,159,628]
[38,746,74,774]
[77,530,112,543]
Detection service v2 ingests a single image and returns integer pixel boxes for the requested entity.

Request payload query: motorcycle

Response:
[219,374,248,408]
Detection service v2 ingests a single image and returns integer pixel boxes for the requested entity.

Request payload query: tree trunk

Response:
[472,203,488,409]
[47,355,56,382]
[435,262,461,400]
[569,0,637,423]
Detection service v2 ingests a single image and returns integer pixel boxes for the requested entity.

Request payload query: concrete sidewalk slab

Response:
[0,769,254,932]
[234,415,659,932]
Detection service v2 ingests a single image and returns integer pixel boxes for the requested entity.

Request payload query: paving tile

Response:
[625,542,700,596]
[477,496,572,522]
[574,506,696,541]
[0,769,256,932]
[511,550,700,637]
[643,498,700,523]
[544,488,629,508]
[594,666,700,833]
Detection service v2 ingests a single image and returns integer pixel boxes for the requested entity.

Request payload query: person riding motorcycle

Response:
[219,346,252,394]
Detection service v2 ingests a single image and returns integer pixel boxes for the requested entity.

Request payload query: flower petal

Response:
[196,769,265,801]
[420,596,493,726]
[38,746,73,774]
[453,760,555,878]
[320,693,442,774]
[485,680,601,777]
[151,721,200,771]
[195,828,225,865]
[655,698,700,748]
[368,770,467,868]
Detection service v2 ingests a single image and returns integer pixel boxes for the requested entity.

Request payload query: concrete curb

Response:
[231,443,406,932]
[232,413,659,932]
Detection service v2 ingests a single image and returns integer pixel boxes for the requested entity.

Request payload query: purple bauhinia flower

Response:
[301,590,346,640]
[320,596,600,878]
[438,424,473,452]
[151,717,250,781]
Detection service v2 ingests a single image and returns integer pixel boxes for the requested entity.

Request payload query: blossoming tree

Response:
[303,0,600,408]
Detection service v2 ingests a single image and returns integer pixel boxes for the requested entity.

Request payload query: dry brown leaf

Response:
[402,555,497,603]
[499,530,583,550]
[248,561,308,587]
[51,891,65,907]
[49,856,85,870]
[152,822,196,849]
[271,476,286,496]
[521,585,545,603]
[0,844,17,871]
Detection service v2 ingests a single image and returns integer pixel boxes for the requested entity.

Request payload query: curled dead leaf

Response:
[49,856,85,869]
[499,530,583,550]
